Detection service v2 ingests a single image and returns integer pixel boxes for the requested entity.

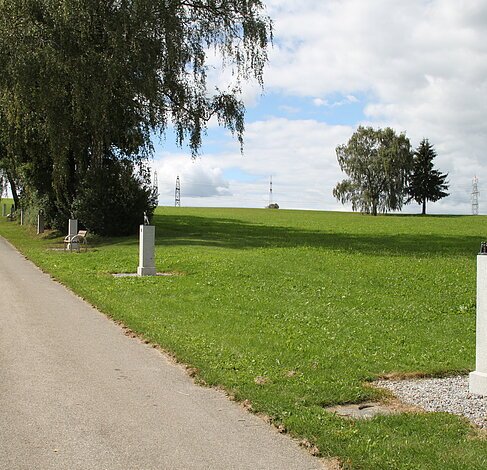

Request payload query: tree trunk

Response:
[422,199,426,215]
[5,169,19,209]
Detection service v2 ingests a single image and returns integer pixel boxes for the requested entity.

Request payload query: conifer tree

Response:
[408,139,449,215]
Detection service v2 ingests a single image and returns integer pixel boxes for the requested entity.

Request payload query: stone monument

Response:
[67,219,79,251]
[469,242,487,395]
[137,213,156,276]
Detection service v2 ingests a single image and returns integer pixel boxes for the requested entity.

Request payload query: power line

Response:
[163,177,484,213]
[169,178,487,194]
[472,176,480,215]
[269,175,273,205]
[152,169,159,201]
[175,176,181,207]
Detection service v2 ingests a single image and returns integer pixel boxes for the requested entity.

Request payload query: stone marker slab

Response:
[324,402,395,420]
[67,219,79,250]
[137,225,156,276]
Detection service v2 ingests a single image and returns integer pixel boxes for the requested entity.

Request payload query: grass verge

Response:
[1,206,486,469]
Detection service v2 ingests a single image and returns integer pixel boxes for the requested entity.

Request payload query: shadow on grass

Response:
[42,230,64,240]
[92,213,482,258]
[382,212,469,218]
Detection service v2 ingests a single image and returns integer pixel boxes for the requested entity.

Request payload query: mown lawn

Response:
[1,204,486,469]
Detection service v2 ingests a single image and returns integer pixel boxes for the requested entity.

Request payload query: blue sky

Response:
[244,92,369,125]
[153,0,487,214]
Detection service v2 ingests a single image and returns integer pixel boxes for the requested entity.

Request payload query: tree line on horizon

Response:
[333,126,449,215]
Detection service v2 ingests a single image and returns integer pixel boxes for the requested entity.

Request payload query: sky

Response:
[153,0,487,215]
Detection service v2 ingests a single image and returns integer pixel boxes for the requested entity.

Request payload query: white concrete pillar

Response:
[67,219,79,250]
[470,251,487,395]
[37,213,45,235]
[137,225,156,276]
[68,219,78,236]
[20,209,24,225]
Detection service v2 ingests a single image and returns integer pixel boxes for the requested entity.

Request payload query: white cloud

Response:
[155,118,353,210]
[261,0,487,214]
[154,154,231,205]
[313,98,329,107]
[313,95,358,108]
[345,95,358,104]
[154,0,487,214]
[278,105,300,114]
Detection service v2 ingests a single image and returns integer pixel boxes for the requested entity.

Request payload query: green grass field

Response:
[1,204,486,469]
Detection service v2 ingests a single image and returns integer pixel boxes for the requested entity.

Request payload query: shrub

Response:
[72,159,157,236]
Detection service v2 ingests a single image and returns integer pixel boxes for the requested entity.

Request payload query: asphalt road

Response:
[0,236,325,470]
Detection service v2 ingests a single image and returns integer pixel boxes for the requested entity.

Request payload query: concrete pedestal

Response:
[470,254,487,395]
[68,219,78,236]
[67,219,79,251]
[137,225,156,276]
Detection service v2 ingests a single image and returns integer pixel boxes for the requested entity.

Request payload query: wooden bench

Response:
[64,230,88,251]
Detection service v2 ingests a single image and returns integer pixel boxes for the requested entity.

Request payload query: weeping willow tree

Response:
[0,0,272,233]
[333,126,413,216]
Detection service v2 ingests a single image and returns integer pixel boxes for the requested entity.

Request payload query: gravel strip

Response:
[375,375,487,428]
